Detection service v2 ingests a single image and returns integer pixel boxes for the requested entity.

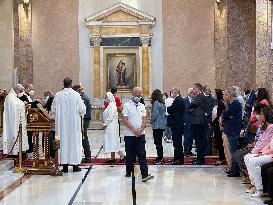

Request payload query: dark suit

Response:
[189,92,207,164]
[183,96,192,154]
[167,95,185,162]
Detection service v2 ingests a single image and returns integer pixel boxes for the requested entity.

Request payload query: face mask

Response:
[29,90,34,96]
[134,96,142,104]
[256,115,261,121]
[17,92,24,98]
[44,96,49,102]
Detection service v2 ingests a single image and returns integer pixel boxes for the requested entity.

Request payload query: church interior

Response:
[0,0,273,204]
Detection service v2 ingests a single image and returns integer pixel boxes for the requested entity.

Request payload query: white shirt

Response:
[122,100,146,136]
[165,97,174,115]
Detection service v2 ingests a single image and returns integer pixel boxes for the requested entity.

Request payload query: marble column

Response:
[14,0,33,86]
[91,36,102,98]
[215,0,256,89]
[140,36,151,97]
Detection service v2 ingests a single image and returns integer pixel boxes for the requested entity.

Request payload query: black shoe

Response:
[171,160,184,165]
[225,170,231,174]
[105,159,116,163]
[142,174,154,182]
[227,172,240,177]
[264,199,273,204]
[81,158,91,163]
[153,159,164,165]
[191,160,204,165]
[73,165,82,172]
[62,164,68,173]
[125,172,131,178]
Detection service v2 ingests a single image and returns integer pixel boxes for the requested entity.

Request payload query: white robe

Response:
[3,89,28,155]
[51,88,86,165]
[103,93,120,153]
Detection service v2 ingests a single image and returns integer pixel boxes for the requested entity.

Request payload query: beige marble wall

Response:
[32,0,80,96]
[0,0,13,89]
[256,0,273,96]
[215,0,256,90]
[163,0,215,95]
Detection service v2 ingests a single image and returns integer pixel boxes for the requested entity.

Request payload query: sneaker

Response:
[250,190,267,198]
[142,174,154,182]
[125,172,131,178]
[153,159,164,165]
[73,165,82,172]
[246,187,256,194]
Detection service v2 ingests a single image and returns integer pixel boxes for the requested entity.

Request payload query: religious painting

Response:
[107,53,136,91]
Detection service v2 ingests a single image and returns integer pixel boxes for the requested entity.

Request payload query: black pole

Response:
[132,168,137,205]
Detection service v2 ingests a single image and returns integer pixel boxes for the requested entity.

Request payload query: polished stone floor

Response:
[0,128,266,204]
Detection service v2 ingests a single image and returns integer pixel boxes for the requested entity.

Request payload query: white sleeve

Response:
[103,105,116,126]
[122,103,129,116]
[141,104,146,117]
[78,94,86,117]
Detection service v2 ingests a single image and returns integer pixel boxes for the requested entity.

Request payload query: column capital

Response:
[140,35,151,47]
[91,36,102,47]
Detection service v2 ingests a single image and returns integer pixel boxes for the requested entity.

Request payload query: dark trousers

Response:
[26,131,33,153]
[183,122,192,153]
[82,119,91,159]
[261,162,273,197]
[153,129,164,160]
[213,125,225,161]
[125,135,148,177]
[191,124,206,163]
[233,147,250,173]
[205,124,212,155]
[49,131,55,158]
[171,126,184,162]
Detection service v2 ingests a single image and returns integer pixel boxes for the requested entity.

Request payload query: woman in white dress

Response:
[102,92,125,163]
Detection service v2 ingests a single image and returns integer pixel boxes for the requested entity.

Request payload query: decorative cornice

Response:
[84,2,156,22]
[90,36,102,47]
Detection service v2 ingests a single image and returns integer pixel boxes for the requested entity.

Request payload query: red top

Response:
[104,95,122,109]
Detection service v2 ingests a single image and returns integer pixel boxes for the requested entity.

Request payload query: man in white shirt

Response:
[122,87,154,182]
[51,77,86,173]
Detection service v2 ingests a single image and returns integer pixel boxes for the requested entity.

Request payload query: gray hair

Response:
[226,86,238,97]
[233,86,241,96]
[13,84,24,91]
[188,88,193,95]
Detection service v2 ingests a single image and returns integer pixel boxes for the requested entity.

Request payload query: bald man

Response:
[167,87,185,165]
[122,87,154,182]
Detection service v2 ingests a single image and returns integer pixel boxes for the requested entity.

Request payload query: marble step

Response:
[0,160,14,175]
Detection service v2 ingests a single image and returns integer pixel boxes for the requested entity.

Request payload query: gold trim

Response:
[106,53,137,93]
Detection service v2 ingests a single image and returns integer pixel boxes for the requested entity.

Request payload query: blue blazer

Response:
[183,96,191,123]
[222,99,242,136]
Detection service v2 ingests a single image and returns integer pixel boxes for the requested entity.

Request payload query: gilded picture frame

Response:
[107,53,137,92]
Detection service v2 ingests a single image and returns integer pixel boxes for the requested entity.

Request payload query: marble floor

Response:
[0,128,266,204]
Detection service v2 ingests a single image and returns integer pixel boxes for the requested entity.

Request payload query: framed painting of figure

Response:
[107,53,137,92]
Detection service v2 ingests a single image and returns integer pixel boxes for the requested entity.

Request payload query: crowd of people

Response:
[4,77,273,196]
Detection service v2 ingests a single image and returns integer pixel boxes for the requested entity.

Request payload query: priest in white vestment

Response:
[3,84,29,155]
[51,77,86,173]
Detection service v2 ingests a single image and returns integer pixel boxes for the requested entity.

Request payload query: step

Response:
[0,160,14,175]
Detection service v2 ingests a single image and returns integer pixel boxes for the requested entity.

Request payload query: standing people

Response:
[3,84,29,155]
[222,87,242,172]
[167,87,185,165]
[189,83,207,165]
[52,77,86,173]
[210,89,226,165]
[151,89,167,165]
[102,92,125,162]
[164,92,173,143]
[122,87,154,182]
[183,88,194,157]
[72,84,92,163]
[204,85,216,156]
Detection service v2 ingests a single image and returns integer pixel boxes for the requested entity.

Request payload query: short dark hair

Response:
[111,88,117,94]
[72,84,81,92]
[194,83,203,92]
[63,77,72,88]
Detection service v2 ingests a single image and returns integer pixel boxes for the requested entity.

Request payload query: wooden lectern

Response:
[25,107,62,176]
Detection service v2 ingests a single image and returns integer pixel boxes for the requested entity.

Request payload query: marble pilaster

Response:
[91,36,102,98]
[140,36,151,97]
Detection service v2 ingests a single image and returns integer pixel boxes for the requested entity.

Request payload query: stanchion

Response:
[16,123,25,173]
[132,167,137,205]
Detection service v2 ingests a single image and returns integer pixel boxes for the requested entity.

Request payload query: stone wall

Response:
[0,0,13,90]
[163,0,215,95]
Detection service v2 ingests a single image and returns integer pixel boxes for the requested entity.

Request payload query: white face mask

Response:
[17,92,24,98]
[29,90,34,96]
